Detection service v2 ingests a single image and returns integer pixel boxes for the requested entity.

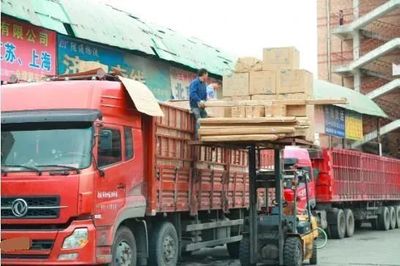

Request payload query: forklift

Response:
[239,145,318,266]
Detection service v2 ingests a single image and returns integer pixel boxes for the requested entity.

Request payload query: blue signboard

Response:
[57,35,172,101]
[324,105,345,138]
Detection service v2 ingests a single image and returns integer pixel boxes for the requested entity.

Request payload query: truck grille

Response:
[1,196,61,219]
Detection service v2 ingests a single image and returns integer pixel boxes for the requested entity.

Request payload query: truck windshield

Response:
[1,122,93,170]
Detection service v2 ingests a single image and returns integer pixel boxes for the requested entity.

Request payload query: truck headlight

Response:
[62,228,88,249]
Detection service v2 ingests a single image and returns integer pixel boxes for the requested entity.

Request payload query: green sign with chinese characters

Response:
[57,34,172,101]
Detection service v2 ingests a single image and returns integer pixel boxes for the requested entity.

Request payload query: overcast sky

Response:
[99,0,317,75]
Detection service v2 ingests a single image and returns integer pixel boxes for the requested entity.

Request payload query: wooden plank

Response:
[199,126,296,136]
[200,117,297,125]
[306,98,347,105]
[201,134,279,142]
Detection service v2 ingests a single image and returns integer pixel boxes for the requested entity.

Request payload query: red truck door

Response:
[94,124,128,226]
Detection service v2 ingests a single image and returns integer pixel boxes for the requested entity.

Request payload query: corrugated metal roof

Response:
[314,80,387,118]
[1,0,235,76]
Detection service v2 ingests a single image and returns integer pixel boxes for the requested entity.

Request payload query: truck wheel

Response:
[112,226,137,266]
[396,206,400,229]
[389,207,396,230]
[327,209,346,239]
[227,241,240,259]
[149,222,179,266]
[283,237,303,266]
[344,209,355,237]
[377,207,390,231]
[309,240,317,265]
[239,236,254,266]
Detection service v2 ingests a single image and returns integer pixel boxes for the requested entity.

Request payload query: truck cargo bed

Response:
[146,104,258,215]
[315,149,400,202]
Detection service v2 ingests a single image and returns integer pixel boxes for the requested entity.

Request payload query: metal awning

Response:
[313,80,387,118]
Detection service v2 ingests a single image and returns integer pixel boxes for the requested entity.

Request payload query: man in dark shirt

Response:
[189,68,208,139]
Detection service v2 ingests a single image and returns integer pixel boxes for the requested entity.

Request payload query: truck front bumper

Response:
[1,219,107,265]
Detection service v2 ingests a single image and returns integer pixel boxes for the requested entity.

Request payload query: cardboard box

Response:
[264,103,273,117]
[287,105,307,116]
[244,106,265,118]
[222,73,249,97]
[207,107,231,118]
[277,69,313,95]
[277,93,308,100]
[231,106,246,118]
[271,103,287,117]
[235,57,262,73]
[252,106,265,117]
[245,106,253,118]
[231,96,251,101]
[249,70,276,95]
[263,47,300,70]
[251,94,278,101]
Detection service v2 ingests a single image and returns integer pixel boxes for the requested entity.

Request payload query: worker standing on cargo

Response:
[189,68,208,138]
[206,80,222,100]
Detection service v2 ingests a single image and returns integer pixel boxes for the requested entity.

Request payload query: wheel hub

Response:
[162,235,176,262]
[115,241,133,266]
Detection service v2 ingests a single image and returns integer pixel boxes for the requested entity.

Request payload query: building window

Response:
[124,127,134,160]
[98,128,121,167]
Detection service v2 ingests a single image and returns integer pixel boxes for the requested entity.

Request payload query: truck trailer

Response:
[1,76,258,265]
[262,146,400,239]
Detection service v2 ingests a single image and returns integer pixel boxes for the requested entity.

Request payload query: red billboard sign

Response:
[1,16,56,82]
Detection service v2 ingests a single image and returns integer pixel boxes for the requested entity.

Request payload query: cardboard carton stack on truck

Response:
[200,47,318,142]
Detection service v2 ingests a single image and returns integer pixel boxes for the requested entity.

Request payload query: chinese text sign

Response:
[1,16,56,82]
[324,105,345,138]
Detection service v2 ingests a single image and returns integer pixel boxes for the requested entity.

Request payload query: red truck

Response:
[262,146,400,239]
[1,77,258,265]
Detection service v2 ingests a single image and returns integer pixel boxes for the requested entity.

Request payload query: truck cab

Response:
[1,79,148,265]
[283,146,317,215]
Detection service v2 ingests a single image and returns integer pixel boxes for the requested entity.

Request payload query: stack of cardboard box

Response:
[203,47,316,142]
[223,47,313,104]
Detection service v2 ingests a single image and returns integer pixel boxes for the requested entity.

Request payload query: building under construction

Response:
[317,0,400,157]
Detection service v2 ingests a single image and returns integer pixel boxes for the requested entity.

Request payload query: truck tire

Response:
[283,237,303,266]
[149,222,179,266]
[389,207,396,230]
[327,209,346,239]
[377,207,390,231]
[309,240,317,265]
[344,209,355,237]
[227,241,240,259]
[239,235,254,266]
[396,206,400,229]
[111,226,137,266]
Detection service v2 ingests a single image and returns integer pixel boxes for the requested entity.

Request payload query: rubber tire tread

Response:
[283,237,303,266]
[239,236,253,266]
[111,226,137,266]
[309,240,317,265]
[227,241,240,259]
[389,207,396,230]
[328,209,346,239]
[377,207,390,231]
[344,209,355,237]
[396,206,400,229]
[149,222,179,266]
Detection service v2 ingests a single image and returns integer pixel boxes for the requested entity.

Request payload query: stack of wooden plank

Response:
[199,116,305,142]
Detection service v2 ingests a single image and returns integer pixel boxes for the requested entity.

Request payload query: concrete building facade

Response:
[317,0,400,157]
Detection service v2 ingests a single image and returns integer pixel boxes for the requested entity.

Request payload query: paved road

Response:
[180,225,400,266]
